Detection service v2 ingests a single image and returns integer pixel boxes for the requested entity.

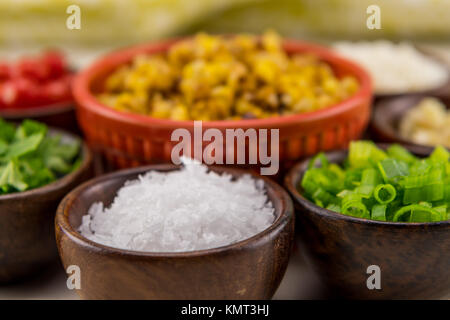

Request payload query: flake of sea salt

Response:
[79,158,275,252]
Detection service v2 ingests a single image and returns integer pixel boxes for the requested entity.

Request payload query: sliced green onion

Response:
[326,203,341,213]
[349,141,387,168]
[312,187,338,207]
[342,201,369,218]
[314,199,324,208]
[371,204,387,221]
[299,142,450,223]
[303,163,344,193]
[393,204,441,222]
[403,168,444,204]
[344,168,363,189]
[433,205,448,220]
[393,205,415,222]
[308,152,329,169]
[355,168,382,197]
[429,146,450,163]
[300,170,318,195]
[409,160,431,176]
[337,189,353,198]
[378,159,408,183]
[374,184,396,204]
[387,145,417,164]
[418,201,432,208]
[328,163,345,181]
[409,208,439,223]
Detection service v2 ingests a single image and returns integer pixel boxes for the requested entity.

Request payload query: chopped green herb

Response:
[0,119,81,195]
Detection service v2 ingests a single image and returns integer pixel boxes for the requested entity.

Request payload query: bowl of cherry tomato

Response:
[0,51,78,132]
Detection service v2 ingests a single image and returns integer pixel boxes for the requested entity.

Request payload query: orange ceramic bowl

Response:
[73,37,372,171]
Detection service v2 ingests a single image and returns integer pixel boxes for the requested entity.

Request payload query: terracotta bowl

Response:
[56,164,294,300]
[371,95,449,153]
[73,37,372,172]
[0,129,93,283]
[285,145,450,299]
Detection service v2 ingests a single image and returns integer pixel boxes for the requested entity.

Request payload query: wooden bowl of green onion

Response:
[285,142,450,299]
[0,119,93,283]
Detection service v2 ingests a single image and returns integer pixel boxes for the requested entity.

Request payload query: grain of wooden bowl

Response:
[55,164,295,300]
[0,101,79,134]
[371,95,449,153]
[73,37,372,171]
[0,129,93,283]
[284,145,450,299]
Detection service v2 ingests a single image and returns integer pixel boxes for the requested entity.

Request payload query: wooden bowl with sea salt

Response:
[55,164,294,300]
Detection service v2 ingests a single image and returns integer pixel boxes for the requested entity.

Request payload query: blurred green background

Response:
[0,0,449,66]
[2,0,450,44]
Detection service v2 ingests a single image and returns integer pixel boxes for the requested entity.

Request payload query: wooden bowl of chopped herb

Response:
[0,118,92,283]
[56,162,294,299]
[285,141,450,299]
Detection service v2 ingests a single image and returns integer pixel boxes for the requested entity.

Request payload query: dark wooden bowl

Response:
[371,95,449,153]
[284,146,450,299]
[0,129,93,283]
[0,101,79,134]
[55,165,295,300]
[374,77,450,105]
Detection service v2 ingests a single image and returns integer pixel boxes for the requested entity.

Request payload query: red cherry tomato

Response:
[17,58,51,81]
[42,51,66,79]
[14,78,42,107]
[0,63,10,81]
[51,76,72,100]
[0,81,18,107]
[0,51,72,108]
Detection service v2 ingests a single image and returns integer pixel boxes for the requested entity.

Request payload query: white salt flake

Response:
[79,158,275,252]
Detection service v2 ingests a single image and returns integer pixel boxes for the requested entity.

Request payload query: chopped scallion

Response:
[300,142,450,223]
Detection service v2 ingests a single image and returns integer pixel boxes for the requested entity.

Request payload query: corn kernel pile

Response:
[99,31,359,121]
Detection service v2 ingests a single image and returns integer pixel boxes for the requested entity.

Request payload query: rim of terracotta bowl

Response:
[72,36,372,129]
[372,95,449,154]
[0,128,92,202]
[56,164,294,258]
[284,143,450,228]
[0,100,74,119]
